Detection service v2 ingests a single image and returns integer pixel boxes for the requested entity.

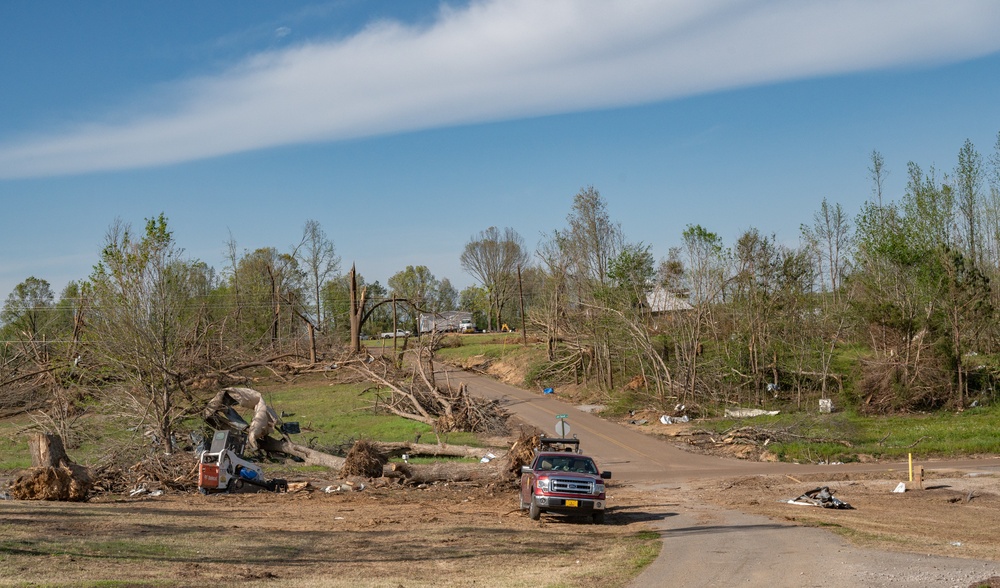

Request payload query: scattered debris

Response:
[893,482,906,493]
[660,415,689,424]
[725,408,780,418]
[786,486,853,509]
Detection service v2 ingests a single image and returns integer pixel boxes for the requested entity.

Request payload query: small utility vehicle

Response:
[198,430,288,494]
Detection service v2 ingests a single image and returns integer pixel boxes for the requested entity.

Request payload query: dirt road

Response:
[457,369,1000,587]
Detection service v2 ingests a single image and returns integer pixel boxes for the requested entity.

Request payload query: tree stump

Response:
[8,433,93,501]
[30,433,71,468]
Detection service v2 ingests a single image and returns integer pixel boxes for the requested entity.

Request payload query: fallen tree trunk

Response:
[383,461,506,485]
[258,437,346,470]
[375,442,499,460]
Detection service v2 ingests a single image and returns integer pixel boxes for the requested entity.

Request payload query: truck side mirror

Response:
[521,465,532,474]
[601,471,612,479]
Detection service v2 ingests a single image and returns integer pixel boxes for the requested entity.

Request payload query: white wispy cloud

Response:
[2,0,999,178]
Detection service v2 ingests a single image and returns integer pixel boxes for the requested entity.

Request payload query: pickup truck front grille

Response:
[550,477,595,495]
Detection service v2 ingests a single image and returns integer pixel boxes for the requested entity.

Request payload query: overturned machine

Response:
[198,387,295,494]
[198,429,288,494]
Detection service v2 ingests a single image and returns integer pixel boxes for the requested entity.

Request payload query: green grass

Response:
[620,530,662,574]
[433,332,538,363]
[256,378,480,449]
[698,404,1000,463]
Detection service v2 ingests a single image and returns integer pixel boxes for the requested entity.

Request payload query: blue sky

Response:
[3,0,1000,300]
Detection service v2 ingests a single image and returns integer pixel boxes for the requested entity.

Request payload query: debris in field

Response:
[203,387,284,451]
[725,408,780,418]
[660,415,689,424]
[480,452,497,463]
[90,449,198,495]
[893,482,906,493]
[786,486,853,509]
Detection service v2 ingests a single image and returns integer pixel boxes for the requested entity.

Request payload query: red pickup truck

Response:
[519,438,612,524]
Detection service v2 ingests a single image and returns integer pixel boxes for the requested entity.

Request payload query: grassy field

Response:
[696,405,1000,463]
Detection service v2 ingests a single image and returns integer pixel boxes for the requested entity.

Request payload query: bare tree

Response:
[296,219,340,328]
[800,198,852,302]
[460,227,529,331]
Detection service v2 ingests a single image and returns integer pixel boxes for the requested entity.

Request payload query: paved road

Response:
[453,367,1000,587]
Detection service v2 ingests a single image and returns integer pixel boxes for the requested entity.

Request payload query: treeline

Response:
[4,133,1000,441]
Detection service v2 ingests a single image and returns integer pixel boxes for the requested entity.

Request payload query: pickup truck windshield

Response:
[536,456,597,474]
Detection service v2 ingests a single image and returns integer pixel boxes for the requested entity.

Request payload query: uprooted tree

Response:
[9,433,93,501]
[352,335,510,436]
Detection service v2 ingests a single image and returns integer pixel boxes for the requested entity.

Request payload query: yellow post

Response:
[908,453,913,482]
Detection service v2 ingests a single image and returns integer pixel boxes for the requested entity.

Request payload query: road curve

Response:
[452,367,1000,587]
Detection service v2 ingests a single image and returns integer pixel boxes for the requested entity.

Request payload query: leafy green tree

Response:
[229,247,305,349]
[87,214,207,452]
[459,285,489,330]
[955,139,984,266]
[607,243,655,308]
[2,276,55,340]
[934,246,992,407]
[435,278,458,312]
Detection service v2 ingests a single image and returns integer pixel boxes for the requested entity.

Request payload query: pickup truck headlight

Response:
[536,477,550,492]
[594,482,605,495]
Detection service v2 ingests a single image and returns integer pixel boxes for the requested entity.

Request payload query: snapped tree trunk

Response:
[10,433,93,501]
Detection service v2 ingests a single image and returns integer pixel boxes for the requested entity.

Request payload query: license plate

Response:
[565,499,578,507]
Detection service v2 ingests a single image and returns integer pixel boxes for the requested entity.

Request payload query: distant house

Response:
[645,286,693,314]
[645,287,693,332]
[419,310,472,333]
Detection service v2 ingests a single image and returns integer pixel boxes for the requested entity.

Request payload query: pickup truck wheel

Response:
[592,511,605,524]
[529,501,541,520]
